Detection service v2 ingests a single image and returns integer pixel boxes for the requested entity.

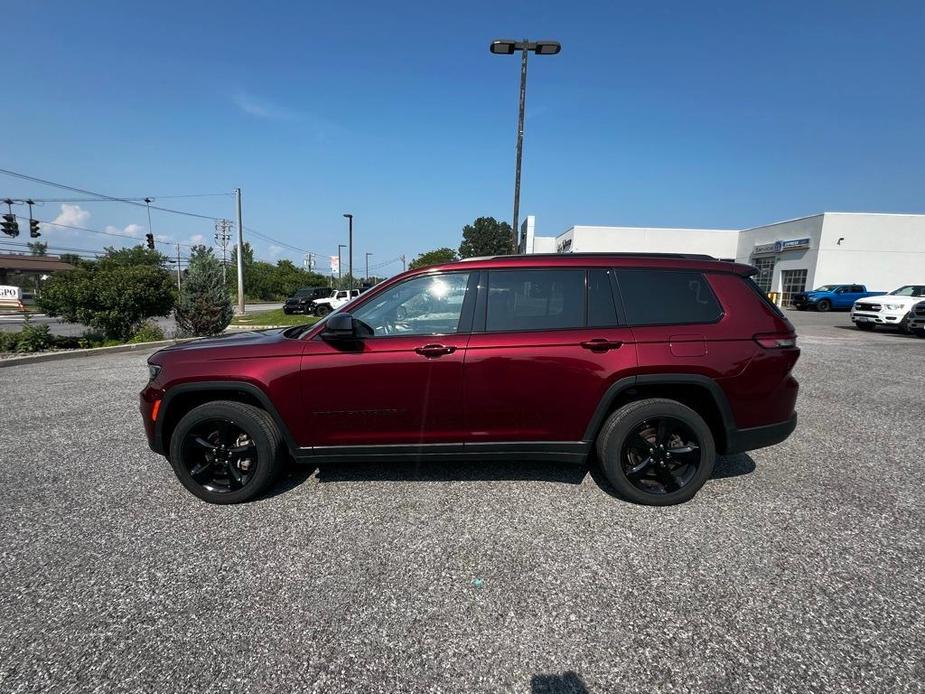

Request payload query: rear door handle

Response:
[415,343,457,358]
[580,338,623,351]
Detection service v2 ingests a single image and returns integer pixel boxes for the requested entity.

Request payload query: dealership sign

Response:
[753,238,811,256]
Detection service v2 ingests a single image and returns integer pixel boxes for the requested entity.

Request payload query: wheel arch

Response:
[584,374,736,454]
[155,381,298,457]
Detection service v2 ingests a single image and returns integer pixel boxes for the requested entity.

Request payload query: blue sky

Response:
[1,0,923,275]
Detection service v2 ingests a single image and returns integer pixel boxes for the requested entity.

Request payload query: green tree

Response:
[459,216,514,258]
[28,241,47,256]
[174,245,233,336]
[409,247,459,270]
[38,246,175,340]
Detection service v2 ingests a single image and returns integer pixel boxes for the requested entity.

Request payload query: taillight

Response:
[753,333,797,349]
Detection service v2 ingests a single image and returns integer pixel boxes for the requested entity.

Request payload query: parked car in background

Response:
[851,285,925,332]
[140,253,800,507]
[792,284,880,311]
[283,286,332,315]
[311,288,361,316]
[907,300,925,337]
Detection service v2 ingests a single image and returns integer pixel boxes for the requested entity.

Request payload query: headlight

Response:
[883,303,904,311]
[148,364,161,381]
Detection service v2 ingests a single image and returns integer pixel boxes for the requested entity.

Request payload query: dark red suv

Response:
[140,253,799,506]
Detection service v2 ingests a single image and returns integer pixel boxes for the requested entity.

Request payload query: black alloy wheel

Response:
[168,401,284,504]
[816,299,831,312]
[596,398,716,505]
[620,417,702,496]
[180,419,257,494]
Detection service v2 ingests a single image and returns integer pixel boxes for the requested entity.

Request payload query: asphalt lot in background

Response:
[1,310,923,693]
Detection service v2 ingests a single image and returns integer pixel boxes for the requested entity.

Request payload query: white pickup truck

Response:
[312,289,361,317]
[851,285,925,333]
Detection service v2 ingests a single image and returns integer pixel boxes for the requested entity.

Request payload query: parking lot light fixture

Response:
[489,38,561,254]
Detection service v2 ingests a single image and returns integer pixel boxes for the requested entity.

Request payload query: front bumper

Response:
[851,310,908,326]
[725,413,797,455]
[139,387,165,454]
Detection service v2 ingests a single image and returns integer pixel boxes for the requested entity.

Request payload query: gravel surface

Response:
[1,311,923,693]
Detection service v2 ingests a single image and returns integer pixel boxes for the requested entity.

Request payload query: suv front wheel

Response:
[168,401,284,504]
[596,398,716,506]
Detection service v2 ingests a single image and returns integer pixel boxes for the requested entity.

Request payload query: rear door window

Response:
[485,269,585,332]
[616,270,723,325]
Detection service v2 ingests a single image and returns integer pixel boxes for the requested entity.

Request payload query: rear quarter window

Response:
[616,270,723,325]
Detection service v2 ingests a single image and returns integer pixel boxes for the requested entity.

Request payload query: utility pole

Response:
[214,219,231,285]
[235,187,245,315]
[401,254,406,272]
[304,252,315,272]
[343,213,353,289]
[176,243,182,291]
[365,252,371,284]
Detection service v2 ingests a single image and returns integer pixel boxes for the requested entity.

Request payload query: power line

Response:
[0,168,226,221]
[13,193,235,203]
[32,217,199,248]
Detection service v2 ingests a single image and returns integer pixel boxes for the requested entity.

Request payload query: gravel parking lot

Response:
[1,310,923,693]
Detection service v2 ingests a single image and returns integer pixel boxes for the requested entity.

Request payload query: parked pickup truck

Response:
[792,284,881,312]
[851,285,925,332]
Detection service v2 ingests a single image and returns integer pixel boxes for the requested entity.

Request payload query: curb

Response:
[0,338,197,368]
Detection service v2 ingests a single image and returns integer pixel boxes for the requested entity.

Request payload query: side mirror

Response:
[321,312,357,340]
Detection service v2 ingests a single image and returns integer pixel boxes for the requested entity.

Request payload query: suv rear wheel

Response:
[168,400,284,504]
[596,398,715,506]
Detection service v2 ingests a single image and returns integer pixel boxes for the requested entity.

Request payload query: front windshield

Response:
[889,285,925,297]
[812,285,838,292]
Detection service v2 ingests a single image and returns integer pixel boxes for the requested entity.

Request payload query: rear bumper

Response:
[725,413,797,455]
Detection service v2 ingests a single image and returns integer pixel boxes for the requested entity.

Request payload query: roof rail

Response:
[459,252,718,261]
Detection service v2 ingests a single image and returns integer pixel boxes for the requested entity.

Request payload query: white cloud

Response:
[232,91,295,120]
[105,223,144,238]
[268,245,283,258]
[50,204,90,232]
[189,234,205,244]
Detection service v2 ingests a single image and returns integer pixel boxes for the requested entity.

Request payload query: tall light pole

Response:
[235,187,245,314]
[343,213,353,289]
[337,244,346,282]
[365,252,372,283]
[489,39,561,254]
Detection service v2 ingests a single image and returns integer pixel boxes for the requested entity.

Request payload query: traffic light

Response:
[1,213,18,238]
[29,218,40,238]
[145,233,155,249]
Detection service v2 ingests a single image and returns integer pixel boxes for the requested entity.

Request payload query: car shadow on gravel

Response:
[531,671,589,693]
[833,325,919,339]
[588,453,756,500]
[312,459,590,485]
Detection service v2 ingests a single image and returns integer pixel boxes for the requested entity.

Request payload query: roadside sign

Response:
[330,256,339,274]
[0,285,25,311]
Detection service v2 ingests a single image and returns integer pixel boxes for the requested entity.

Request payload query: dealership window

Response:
[616,270,723,325]
[780,269,808,307]
[752,256,776,293]
[486,269,585,331]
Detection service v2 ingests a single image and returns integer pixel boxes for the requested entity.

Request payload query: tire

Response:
[168,400,284,504]
[816,299,831,312]
[283,308,292,315]
[912,328,925,338]
[856,322,875,331]
[596,398,716,506]
[315,305,331,317]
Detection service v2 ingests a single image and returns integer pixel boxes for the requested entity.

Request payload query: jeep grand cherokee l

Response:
[140,253,799,506]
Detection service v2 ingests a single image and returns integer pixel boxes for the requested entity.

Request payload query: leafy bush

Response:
[37,246,175,340]
[15,317,53,353]
[175,246,233,336]
[129,321,166,343]
[0,331,17,353]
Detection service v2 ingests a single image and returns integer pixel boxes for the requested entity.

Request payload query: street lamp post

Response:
[343,213,354,289]
[365,252,372,284]
[337,244,346,282]
[489,39,561,254]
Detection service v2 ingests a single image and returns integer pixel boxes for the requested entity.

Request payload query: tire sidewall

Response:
[598,399,716,506]
[816,300,830,312]
[168,402,279,504]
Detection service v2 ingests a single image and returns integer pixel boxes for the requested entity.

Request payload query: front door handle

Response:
[415,343,457,358]
[580,338,623,352]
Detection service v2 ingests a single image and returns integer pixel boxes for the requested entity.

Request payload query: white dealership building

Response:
[520,212,925,303]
